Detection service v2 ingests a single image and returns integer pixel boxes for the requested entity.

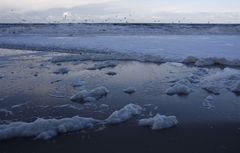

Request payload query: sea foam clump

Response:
[201,68,240,94]
[105,103,143,124]
[0,104,143,140]
[0,116,99,140]
[139,114,178,130]
[166,79,192,95]
[70,86,109,103]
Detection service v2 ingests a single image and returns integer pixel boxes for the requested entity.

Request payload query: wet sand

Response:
[0,48,240,153]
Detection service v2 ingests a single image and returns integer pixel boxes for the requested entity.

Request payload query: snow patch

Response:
[139,114,178,130]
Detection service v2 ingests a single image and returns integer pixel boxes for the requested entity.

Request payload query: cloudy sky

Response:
[0,0,240,23]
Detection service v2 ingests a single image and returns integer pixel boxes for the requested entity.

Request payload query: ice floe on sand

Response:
[70,86,109,103]
[166,79,192,95]
[0,103,143,140]
[201,68,240,95]
[139,114,178,130]
[123,87,136,94]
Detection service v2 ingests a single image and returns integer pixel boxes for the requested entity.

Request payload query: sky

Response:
[0,0,240,23]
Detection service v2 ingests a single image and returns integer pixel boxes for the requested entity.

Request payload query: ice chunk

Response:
[105,104,143,124]
[54,67,69,74]
[123,87,136,94]
[0,116,99,141]
[166,79,192,95]
[70,86,109,103]
[87,61,118,70]
[139,114,178,130]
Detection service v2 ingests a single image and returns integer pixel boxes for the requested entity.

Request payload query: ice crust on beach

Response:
[166,79,192,95]
[0,104,143,140]
[70,86,109,103]
[139,114,178,130]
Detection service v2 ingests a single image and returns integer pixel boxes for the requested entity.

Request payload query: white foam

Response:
[166,79,192,95]
[70,86,109,103]
[139,114,178,130]
[0,116,99,140]
[201,68,240,94]
[0,103,143,140]
[105,103,143,124]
